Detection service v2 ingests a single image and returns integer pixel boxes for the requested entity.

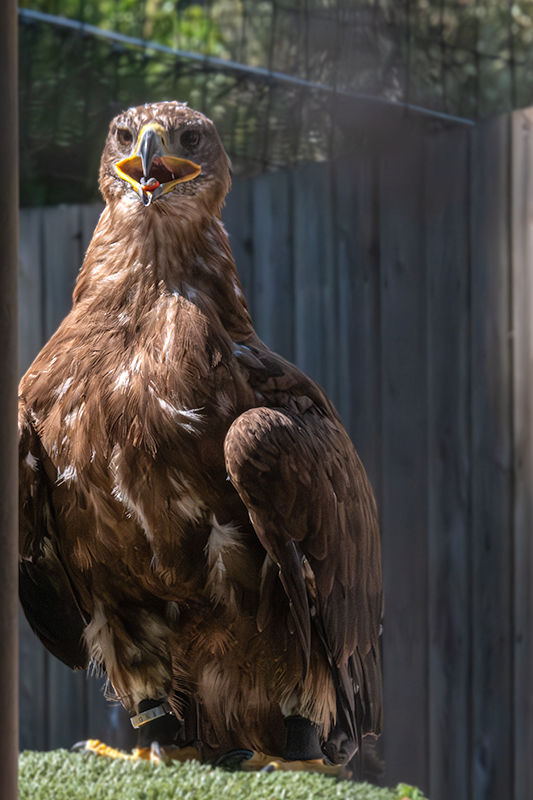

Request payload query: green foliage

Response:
[18,0,533,204]
[395,784,428,800]
[19,0,232,57]
[143,0,533,111]
[21,0,533,117]
[19,750,427,800]
[394,0,533,116]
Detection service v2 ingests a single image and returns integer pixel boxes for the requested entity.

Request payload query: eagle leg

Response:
[321,726,357,767]
[70,697,202,763]
[282,715,324,761]
[133,698,193,749]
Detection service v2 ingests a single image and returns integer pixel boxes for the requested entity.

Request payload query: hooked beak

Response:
[115,123,201,206]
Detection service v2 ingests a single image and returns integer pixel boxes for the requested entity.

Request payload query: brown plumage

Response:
[19,101,382,766]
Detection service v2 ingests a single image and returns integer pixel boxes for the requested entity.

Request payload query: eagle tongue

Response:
[140,181,164,206]
[140,176,161,193]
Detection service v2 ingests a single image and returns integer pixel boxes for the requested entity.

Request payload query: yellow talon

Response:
[241,751,342,775]
[148,743,202,764]
[73,739,202,763]
[81,739,132,760]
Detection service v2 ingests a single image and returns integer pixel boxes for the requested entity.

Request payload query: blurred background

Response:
[18,0,533,203]
[16,3,533,799]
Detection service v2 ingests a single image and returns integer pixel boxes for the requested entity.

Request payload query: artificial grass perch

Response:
[19,750,428,800]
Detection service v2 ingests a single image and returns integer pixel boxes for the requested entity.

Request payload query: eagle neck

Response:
[73,200,254,341]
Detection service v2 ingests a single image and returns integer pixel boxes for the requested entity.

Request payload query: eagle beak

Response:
[138,127,162,180]
[115,123,201,206]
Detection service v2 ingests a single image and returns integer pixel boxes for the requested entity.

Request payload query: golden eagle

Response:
[19,101,382,769]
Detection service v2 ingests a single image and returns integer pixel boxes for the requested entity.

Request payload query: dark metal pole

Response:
[0,1,19,799]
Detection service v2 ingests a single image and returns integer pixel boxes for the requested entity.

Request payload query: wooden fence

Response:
[17,108,533,800]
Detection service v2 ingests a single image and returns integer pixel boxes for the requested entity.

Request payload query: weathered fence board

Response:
[379,126,429,792]
[252,170,294,362]
[511,108,533,800]
[293,163,337,397]
[222,179,254,319]
[41,205,84,339]
[18,208,44,376]
[19,610,47,751]
[425,124,470,800]
[333,153,381,502]
[17,106,533,800]
[470,115,513,800]
[47,661,87,751]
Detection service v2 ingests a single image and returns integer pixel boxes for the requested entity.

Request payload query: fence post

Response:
[0,1,19,798]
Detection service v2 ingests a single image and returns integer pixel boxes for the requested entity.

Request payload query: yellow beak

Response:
[115,123,201,206]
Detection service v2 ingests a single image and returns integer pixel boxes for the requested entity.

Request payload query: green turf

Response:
[19,750,428,800]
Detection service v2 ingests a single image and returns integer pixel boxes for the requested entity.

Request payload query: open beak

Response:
[115,123,201,206]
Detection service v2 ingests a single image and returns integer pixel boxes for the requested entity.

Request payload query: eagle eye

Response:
[117,128,133,147]
[180,130,200,150]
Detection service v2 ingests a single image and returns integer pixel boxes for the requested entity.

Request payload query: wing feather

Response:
[224,403,382,666]
[19,412,90,670]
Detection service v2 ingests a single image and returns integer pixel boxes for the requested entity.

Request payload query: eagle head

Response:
[99,101,231,213]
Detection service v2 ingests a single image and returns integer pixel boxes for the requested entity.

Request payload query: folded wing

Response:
[224,400,382,741]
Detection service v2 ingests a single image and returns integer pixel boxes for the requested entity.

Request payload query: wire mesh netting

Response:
[19,1,533,205]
